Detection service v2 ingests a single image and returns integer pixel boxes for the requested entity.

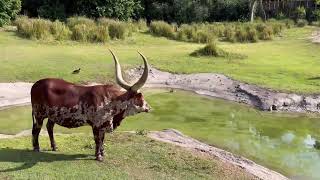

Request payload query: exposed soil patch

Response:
[128,67,320,113]
[149,129,288,180]
[311,30,320,43]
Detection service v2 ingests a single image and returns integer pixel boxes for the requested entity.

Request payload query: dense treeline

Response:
[1,0,320,28]
[20,0,250,23]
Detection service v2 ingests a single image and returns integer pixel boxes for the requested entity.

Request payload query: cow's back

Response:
[31,78,81,107]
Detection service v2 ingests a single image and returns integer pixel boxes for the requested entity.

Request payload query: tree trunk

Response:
[251,0,258,22]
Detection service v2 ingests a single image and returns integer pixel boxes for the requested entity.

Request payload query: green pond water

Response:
[0,89,319,179]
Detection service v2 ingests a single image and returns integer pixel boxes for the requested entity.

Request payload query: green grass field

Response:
[1,89,320,178]
[1,27,320,93]
[0,133,253,179]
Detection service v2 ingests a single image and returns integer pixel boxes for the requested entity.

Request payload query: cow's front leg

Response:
[46,119,57,151]
[92,127,106,161]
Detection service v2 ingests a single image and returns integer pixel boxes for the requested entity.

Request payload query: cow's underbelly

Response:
[53,117,88,128]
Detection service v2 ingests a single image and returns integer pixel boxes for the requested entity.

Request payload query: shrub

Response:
[67,16,95,29]
[91,25,109,42]
[71,24,91,42]
[224,26,236,42]
[50,20,71,41]
[259,25,273,40]
[235,27,248,42]
[108,21,126,39]
[295,6,306,20]
[0,0,21,27]
[190,42,221,57]
[15,16,33,38]
[30,18,52,40]
[190,42,247,59]
[194,30,215,43]
[177,24,196,41]
[149,21,175,39]
[296,19,307,27]
[246,26,258,43]
[283,19,295,29]
[97,17,117,26]
[136,19,147,32]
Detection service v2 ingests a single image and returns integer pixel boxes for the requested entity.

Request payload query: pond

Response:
[0,89,319,179]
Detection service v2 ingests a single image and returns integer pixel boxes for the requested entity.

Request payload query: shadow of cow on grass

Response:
[0,148,89,172]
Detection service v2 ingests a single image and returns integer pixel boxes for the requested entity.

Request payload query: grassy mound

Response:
[0,133,253,179]
[190,42,247,59]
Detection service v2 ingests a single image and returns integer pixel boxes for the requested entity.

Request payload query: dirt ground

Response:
[311,30,320,43]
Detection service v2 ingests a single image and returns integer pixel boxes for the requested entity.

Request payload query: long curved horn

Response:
[131,52,149,92]
[109,49,131,90]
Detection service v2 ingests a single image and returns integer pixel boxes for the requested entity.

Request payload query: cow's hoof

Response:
[52,147,57,151]
[96,155,104,162]
[33,148,40,152]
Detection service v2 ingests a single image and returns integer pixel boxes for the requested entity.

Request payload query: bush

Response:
[190,42,221,57]
[136,19,147,31]
[15,16,33,38]
[259,25,273,40]
[50,20,71,41]
[108,21,127,39]
[194,30,215,43]
[235,27,248,42]
[29,18,52,40]
[296,19,307,27]
[91,25,109,42]
[67,16,95,30]
[190,42,247,59]
[71,24,91,42]
[246,26,258,43]
[149,21,175,39]
[295,6,306,20]
[177,24,196,41]
[224,26,236,42]
[283,19,295,29]
[0,0,21,27]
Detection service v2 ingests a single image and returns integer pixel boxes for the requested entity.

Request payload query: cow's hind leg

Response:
[92,127,106,161]
[32,116,44,152]
[46,119,57,151]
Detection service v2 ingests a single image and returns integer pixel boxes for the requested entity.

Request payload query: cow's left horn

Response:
[109,49,131,90]
[131,52,149,92]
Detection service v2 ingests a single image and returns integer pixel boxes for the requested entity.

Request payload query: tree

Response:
[0,0,21,27]
[250,0,266,22]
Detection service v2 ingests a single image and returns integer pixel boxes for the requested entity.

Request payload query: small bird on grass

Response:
[72,68,81,74]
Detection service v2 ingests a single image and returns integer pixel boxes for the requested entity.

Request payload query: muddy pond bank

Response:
[128,67,320,113]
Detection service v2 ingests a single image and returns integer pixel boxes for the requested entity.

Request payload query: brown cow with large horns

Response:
[31,49,151,161]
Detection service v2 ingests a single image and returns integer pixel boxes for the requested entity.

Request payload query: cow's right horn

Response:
[130,52,149,92]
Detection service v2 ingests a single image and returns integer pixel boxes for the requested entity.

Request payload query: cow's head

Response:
[109,49,151,115]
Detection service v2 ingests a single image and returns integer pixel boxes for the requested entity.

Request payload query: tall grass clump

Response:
[246,26,259,42]
[67,16,95,30]
[190,42,222,57]
[14,16,33,38]
[235,27,248,42]
[258,24,273,40]
[50,20,71,41]
[190,42,247,59]
[149,21,175,39]
[224,26,236,42]
[176,24,196,41]
[108,21,127,39]
[296,19,307,27]
[91,25,109,42]
[195,30,215,43]
[71,24,91,42]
